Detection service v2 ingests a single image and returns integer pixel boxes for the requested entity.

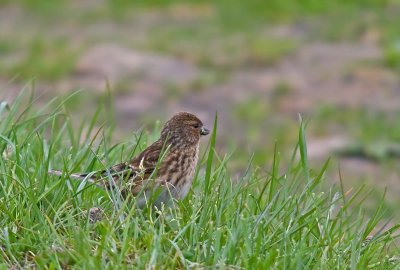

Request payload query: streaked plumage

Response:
[50,112,209,207]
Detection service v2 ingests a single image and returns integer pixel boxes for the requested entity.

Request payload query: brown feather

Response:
[49,112,209,205]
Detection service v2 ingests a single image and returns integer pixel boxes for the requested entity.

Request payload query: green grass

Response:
[0,91,399,268]
[1,0,399,81]
[0,38,80,82]
[384,43,400,71]
[313,106,400,143]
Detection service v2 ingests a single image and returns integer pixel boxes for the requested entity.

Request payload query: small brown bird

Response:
[50,112,209,207]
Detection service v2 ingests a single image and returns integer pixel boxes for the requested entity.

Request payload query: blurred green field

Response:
[0,0,399,80]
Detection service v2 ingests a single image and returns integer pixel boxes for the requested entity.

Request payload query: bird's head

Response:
[160,112,209,148]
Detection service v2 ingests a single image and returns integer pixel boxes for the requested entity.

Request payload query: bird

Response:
[49,112,210,208]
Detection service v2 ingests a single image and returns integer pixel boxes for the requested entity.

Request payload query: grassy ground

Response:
[1,0,399,81]
[0,92,399,268]
[1,1,400,267]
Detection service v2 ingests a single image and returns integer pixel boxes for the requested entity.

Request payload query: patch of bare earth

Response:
[228,42,399,113]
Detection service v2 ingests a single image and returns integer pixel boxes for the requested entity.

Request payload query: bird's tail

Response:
[48,169,89,180]
[48,169,106,189]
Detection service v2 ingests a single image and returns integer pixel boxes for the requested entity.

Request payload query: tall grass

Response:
[0,91,399,268]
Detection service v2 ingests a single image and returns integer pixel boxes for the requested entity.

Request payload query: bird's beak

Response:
[201,127,210,136]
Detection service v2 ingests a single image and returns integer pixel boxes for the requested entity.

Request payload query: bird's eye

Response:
[193,123,200,128]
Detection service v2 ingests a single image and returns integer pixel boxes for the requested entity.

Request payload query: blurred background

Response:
[0,0,400,221]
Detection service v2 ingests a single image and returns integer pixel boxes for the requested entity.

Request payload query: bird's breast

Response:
[165,145,199,199]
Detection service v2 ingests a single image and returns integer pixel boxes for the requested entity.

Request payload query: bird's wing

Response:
[130,140,165,174]
[102,139,167,195]
[49,140,166,196]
